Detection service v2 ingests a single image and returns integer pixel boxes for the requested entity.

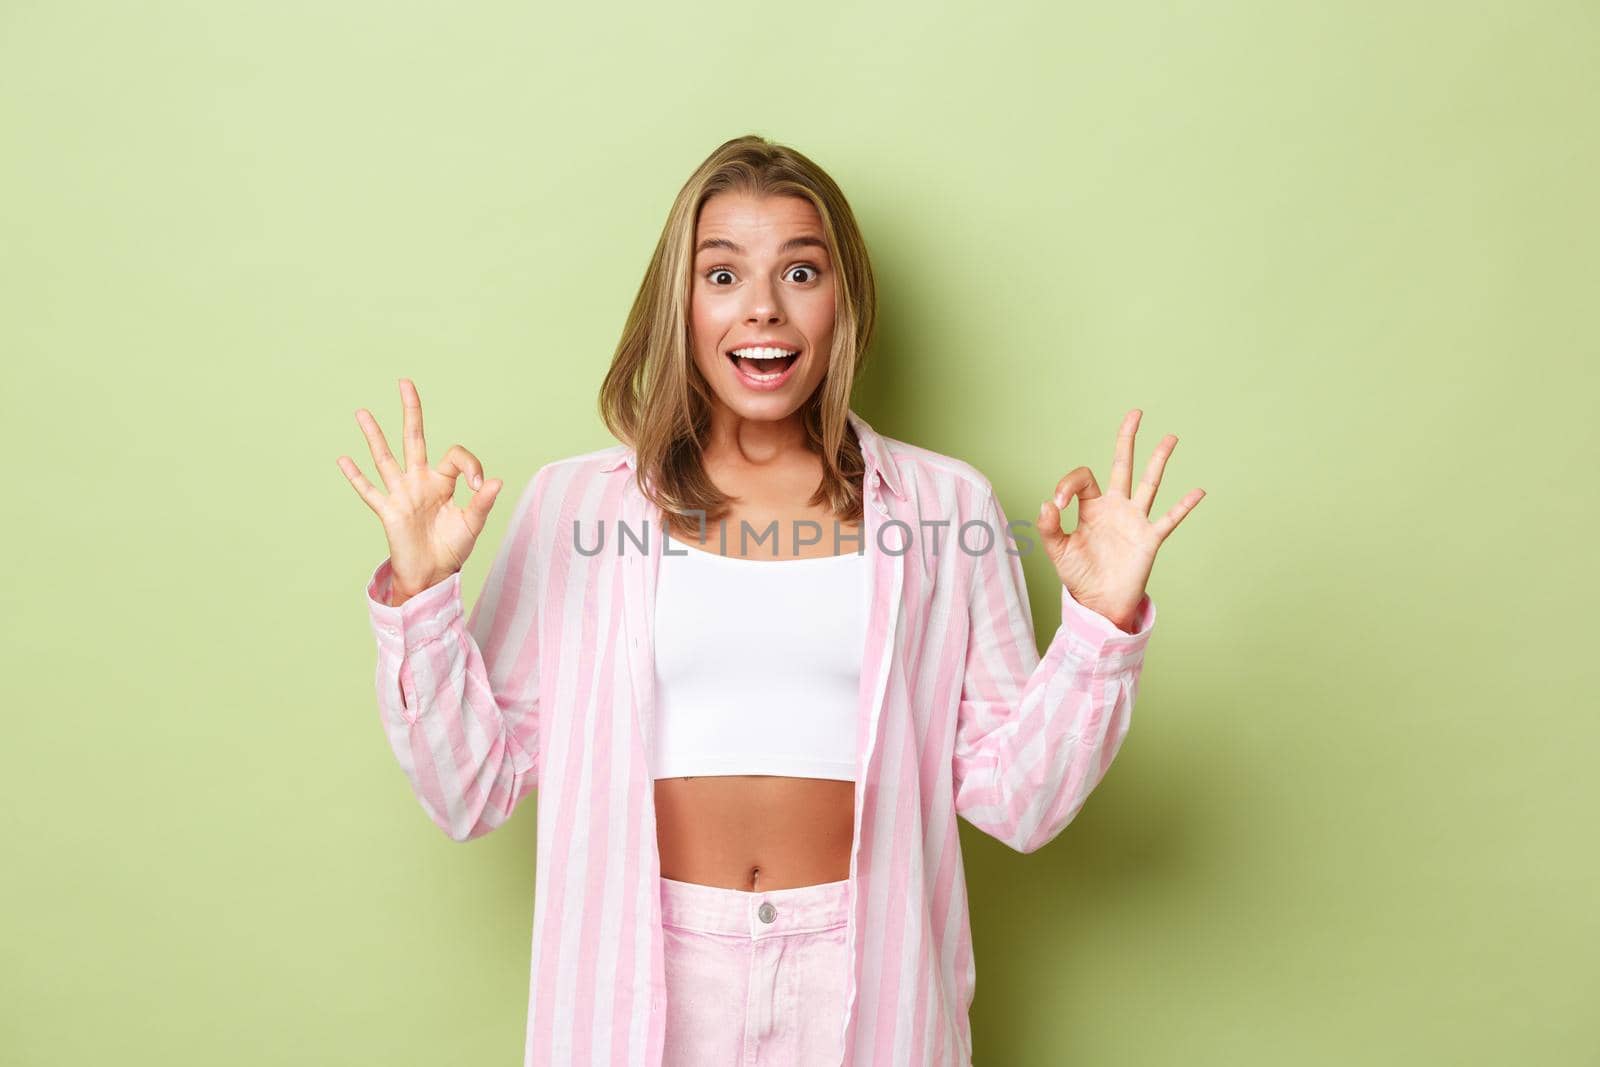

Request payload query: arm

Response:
[952,485,1157,854]
[364,466,548,842]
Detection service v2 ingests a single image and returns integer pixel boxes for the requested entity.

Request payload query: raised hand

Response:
[1035,409,1204,632]
[337,378,504,605]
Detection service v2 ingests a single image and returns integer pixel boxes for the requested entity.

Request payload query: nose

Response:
[742,275,785,325]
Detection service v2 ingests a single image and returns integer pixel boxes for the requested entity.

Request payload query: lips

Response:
[725,347,802,389]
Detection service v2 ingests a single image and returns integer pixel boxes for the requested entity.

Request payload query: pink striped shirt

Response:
[364,407,1157,1065]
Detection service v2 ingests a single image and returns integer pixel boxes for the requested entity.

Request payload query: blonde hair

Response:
[597,134,879,541]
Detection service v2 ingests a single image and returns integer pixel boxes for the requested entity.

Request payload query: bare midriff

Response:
[654,775,855,891]
[654,515,862,893]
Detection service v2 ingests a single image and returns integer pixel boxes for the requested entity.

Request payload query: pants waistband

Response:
[659,875,850,939]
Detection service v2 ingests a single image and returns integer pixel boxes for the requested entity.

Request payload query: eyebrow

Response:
[694,235,829,257]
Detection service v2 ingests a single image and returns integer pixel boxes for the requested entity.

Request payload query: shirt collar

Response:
[598,407,906,502]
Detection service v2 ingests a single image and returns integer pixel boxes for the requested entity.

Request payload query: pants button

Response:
[757,901,777,924]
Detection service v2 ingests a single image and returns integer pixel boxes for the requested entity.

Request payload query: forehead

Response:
[695,192,825,247]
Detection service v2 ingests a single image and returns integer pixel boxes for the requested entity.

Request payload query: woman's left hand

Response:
[1036,409,1204,633]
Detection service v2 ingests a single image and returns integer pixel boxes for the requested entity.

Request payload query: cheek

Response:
[805,292,837,343]
[693,288,739,324]
[689,296,724,359]
[815,285,838,326]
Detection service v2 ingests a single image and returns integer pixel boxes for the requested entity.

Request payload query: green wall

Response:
[3,2,1594,1063]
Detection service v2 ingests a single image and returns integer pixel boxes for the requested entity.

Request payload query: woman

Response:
[339,135,1202,1066]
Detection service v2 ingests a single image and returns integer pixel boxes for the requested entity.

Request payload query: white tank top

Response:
[650,532,866,782]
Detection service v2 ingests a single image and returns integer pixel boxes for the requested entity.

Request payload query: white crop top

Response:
[650,533,866,782]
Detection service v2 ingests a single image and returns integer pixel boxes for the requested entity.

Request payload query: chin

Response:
[712,390,806,420]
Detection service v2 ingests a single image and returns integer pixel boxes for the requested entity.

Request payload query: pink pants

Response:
[659,874,851,1066]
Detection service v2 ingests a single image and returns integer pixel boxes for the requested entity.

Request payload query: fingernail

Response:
[472,474,482,489]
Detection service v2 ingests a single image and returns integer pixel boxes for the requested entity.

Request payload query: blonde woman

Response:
[339,135,1202,1066]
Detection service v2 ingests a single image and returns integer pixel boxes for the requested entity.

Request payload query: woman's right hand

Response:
[337,377,504,605]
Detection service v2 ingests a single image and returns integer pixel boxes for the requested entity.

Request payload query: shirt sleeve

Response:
[364,467,548,842]
[951,483,1157,854]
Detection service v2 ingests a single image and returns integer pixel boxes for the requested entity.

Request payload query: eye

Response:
[703,263,823,286]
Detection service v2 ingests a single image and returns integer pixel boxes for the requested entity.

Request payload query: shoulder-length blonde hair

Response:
[597,134,878,541]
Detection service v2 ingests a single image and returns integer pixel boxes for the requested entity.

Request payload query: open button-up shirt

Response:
[364,407,1157,1065]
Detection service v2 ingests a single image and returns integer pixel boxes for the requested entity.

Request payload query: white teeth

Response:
[729,345,799,359]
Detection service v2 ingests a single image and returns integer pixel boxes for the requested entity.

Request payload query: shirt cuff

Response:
[1059,584,1156,668]
[366,558,465,654]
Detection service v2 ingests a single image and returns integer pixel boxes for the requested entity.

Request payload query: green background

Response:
[3,2,1594,1063]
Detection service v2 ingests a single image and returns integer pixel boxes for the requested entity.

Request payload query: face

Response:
[689,192,836,425]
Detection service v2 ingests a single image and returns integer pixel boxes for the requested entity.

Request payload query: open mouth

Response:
[725,346,801,383]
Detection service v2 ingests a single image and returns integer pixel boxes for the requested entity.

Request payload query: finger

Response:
[1109,409,1141,498]
[434,444,485,490]
[460,478,504,535]
[1151,487,1206,542]
[336,455,387,515]
[354,408,404,491]
[1132,433,1178,516]
[1049,466,1101,514]
[400,377,428,472]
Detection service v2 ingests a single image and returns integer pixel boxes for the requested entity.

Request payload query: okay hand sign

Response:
[1036,409,1204,633]
[337,378,504,604]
